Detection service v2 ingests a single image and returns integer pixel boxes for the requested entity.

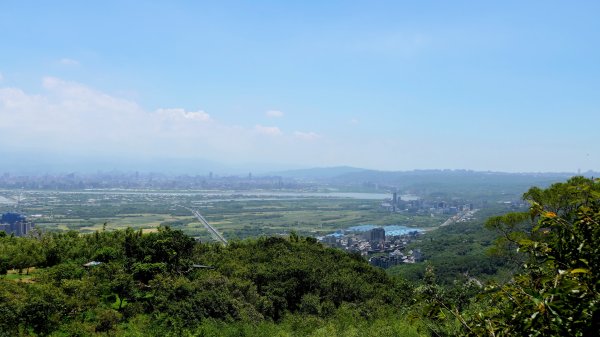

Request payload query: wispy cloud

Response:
[0,72,3,82]
[59,58,80,66]
[156,108,211,122]
[254,124,282,136]
[265,110,284,118]
[349,118,359,125]
[294,131,321,141]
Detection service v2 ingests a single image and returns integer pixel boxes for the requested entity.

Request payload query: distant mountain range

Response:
[271,166,583,180]
[272,166,370,179]
[2,149,595,185]
[269,167,594,193]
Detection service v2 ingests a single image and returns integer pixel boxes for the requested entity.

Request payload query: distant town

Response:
[317,192,480,268]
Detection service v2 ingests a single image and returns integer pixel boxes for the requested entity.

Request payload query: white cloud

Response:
[0,77,339,166]
[0,72,3,82]
[0,77,147,149]
[349,118,359,125]
[254,124,282,136]
[59,58,80,66]
[294,131,321,141]
[0,78,225,155]
[265,110,284,118]
[41,76,140,113]
[156,108,211,122]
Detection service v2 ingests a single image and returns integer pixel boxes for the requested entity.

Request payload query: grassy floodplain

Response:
[0,189,445,241]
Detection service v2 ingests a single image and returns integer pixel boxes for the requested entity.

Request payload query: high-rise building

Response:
[0,212,33,237]
[369,227,385,244]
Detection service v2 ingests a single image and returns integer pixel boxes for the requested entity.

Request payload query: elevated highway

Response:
[178,205,228,245]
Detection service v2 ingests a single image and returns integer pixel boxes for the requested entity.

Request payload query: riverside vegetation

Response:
[0,177,598,336]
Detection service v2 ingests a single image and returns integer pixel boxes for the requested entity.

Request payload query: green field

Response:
[0,190,446,241]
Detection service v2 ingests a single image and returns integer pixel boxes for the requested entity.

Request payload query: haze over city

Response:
[1,1,598,173]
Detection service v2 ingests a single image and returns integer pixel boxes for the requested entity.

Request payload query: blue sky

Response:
[0,1,598,172]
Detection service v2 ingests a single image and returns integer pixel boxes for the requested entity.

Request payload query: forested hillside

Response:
[0,177,598,336]
[0,228,422,336]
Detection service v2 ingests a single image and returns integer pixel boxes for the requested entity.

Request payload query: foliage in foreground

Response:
[0,176,598,336]
[462,176,600,336]
[0,225,425,336]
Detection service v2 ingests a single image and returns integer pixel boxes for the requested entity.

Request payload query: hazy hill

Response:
[273,167,578,191]
[272,166,371,179]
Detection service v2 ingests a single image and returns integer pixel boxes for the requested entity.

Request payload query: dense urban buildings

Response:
[319,226,424,268]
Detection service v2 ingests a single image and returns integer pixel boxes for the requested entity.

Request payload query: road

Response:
[440,209,478,227]
[177,204,228,245]
[191,209,228,245]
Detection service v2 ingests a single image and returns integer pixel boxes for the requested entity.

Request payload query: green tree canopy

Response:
[467,177,600,336]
